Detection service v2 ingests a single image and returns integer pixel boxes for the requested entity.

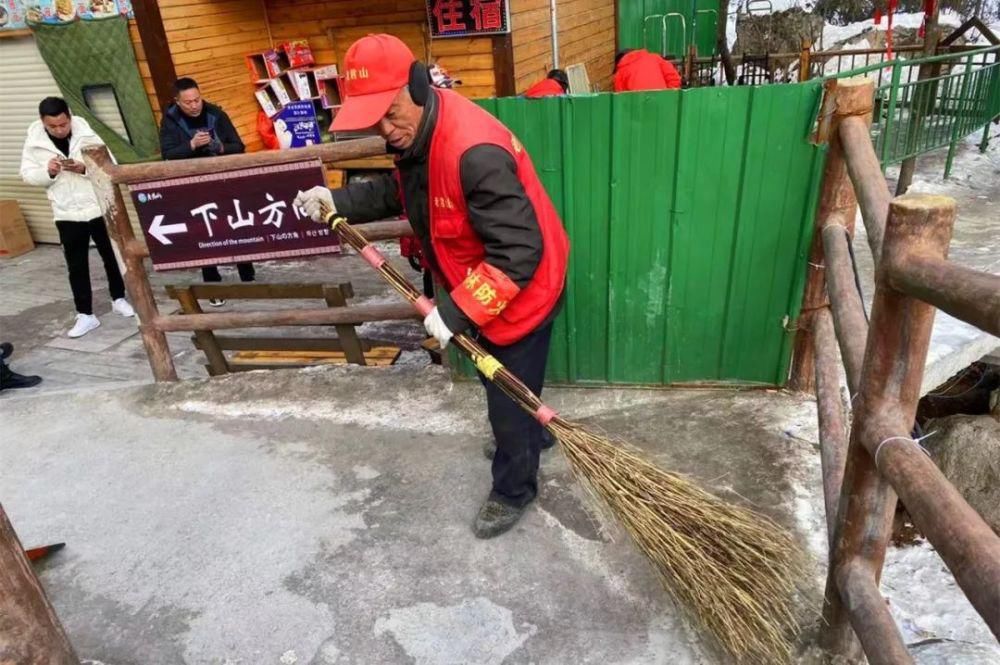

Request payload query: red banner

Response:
[130,160,339,271]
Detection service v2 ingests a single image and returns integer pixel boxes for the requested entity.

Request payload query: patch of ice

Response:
[882,540,1000,651]
[373,597,536,665]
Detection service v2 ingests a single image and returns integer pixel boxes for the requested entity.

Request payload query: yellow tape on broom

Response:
[474,354,503,380]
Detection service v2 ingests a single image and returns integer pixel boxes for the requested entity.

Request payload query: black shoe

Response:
[473,496,528,539]
[0,342,11,360]
[0,364,42,391]
[483,429,556,460]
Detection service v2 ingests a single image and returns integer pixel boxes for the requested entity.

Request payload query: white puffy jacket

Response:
[20,116,107,222]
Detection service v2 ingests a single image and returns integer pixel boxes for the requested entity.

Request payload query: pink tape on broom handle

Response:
[359,245,386,270]
[534,404,557,426]
[413,295,435,317]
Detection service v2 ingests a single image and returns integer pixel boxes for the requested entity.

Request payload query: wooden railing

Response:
[792,76,1000,663]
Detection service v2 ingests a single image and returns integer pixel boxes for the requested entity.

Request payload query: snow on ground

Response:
[727,1,1000,53]
[775,391,1000,660]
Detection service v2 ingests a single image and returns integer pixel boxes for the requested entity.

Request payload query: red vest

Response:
[613,50,682,92]
[524,78,566,98]
[425,89,569,345]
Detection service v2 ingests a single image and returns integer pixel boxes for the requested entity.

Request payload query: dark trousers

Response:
[55,218,126,315]
[202,263,255,283]
[477,321,554,508]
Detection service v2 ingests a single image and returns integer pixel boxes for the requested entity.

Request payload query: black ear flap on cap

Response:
[409,61,431,106]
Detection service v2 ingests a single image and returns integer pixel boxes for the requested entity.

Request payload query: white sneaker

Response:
[112,298,135,317]
[68,313,101,338]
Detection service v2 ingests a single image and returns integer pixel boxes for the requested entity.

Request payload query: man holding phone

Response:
[20,97,135,338]
[159,77,254,302]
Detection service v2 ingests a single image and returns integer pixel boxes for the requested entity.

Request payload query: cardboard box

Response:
[315,67,342,109]
[0,200,36,259]
[281,39,314,68]
[269,78,292,106]
[254,87,280,117]
[283,70,318,100]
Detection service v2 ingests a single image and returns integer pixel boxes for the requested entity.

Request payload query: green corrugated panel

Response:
[468,82,826,386]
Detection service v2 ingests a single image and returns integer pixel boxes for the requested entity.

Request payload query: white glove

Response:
[423,306,454,349]
[293,186,335,223]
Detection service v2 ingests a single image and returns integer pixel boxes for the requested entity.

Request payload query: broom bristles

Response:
[548,419,805,665]
[321,211,806,663]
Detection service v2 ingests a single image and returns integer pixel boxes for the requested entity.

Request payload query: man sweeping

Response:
[295,34,569,539]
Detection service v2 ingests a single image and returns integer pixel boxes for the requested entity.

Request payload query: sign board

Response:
[130,160,339,271]
[425,0,509,38]
[275,101,322,149]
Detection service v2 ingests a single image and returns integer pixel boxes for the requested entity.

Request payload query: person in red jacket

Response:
[613,49,682,92]
[523,69,569,98]
[294,35,570,539]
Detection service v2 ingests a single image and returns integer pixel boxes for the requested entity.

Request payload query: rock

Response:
[923,414,1000,534]
[734,7,825,55]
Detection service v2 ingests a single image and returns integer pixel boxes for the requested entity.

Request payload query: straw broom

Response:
[324,210,805,664]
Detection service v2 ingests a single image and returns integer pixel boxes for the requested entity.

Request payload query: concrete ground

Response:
[4,368,824,665]
[1,141,998,663]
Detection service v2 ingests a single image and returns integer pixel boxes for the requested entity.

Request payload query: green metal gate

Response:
[466,82,827,386]
[618,0,719,58]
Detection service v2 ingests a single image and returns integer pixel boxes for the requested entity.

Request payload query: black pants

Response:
[477,321,554,508]
[202,263,255,283]
[55,218,126,315]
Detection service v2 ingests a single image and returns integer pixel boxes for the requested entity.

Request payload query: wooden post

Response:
[0,504,79,664]
[130,0,177,115]
[788,78,874,392]
[491,33,517,97]
[813,307,848,547]
[82,146,178,382]
[821,194,957,661]
[798,39,812,82]
[324,284,367,366]
[173,287,229,376]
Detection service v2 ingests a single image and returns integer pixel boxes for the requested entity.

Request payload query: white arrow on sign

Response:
[149,214,188,246]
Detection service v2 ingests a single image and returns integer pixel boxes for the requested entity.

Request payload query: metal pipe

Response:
[105,136,386,184]
[153,302,420,332]
[549,0,559,68]
[0,504,79,664]
[837,562,914,665]
[888,253,1000,338]
[840,116,890,262]
[821,224,868,395]
[813,307,849,548]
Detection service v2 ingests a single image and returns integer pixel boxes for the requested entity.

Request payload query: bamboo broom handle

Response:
[323,211,559,428]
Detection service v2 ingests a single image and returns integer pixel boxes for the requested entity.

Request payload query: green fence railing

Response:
[832,44,1000,177]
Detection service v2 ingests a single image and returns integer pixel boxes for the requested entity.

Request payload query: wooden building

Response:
[130,0,617,153]
[1,0,616,242]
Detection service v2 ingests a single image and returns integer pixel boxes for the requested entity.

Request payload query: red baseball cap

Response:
[331,34,415,132]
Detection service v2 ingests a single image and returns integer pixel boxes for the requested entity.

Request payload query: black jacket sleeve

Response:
[330,173,404,223]
[437,144,543,335]
[214,110,245,155]
[159,116,196,161]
